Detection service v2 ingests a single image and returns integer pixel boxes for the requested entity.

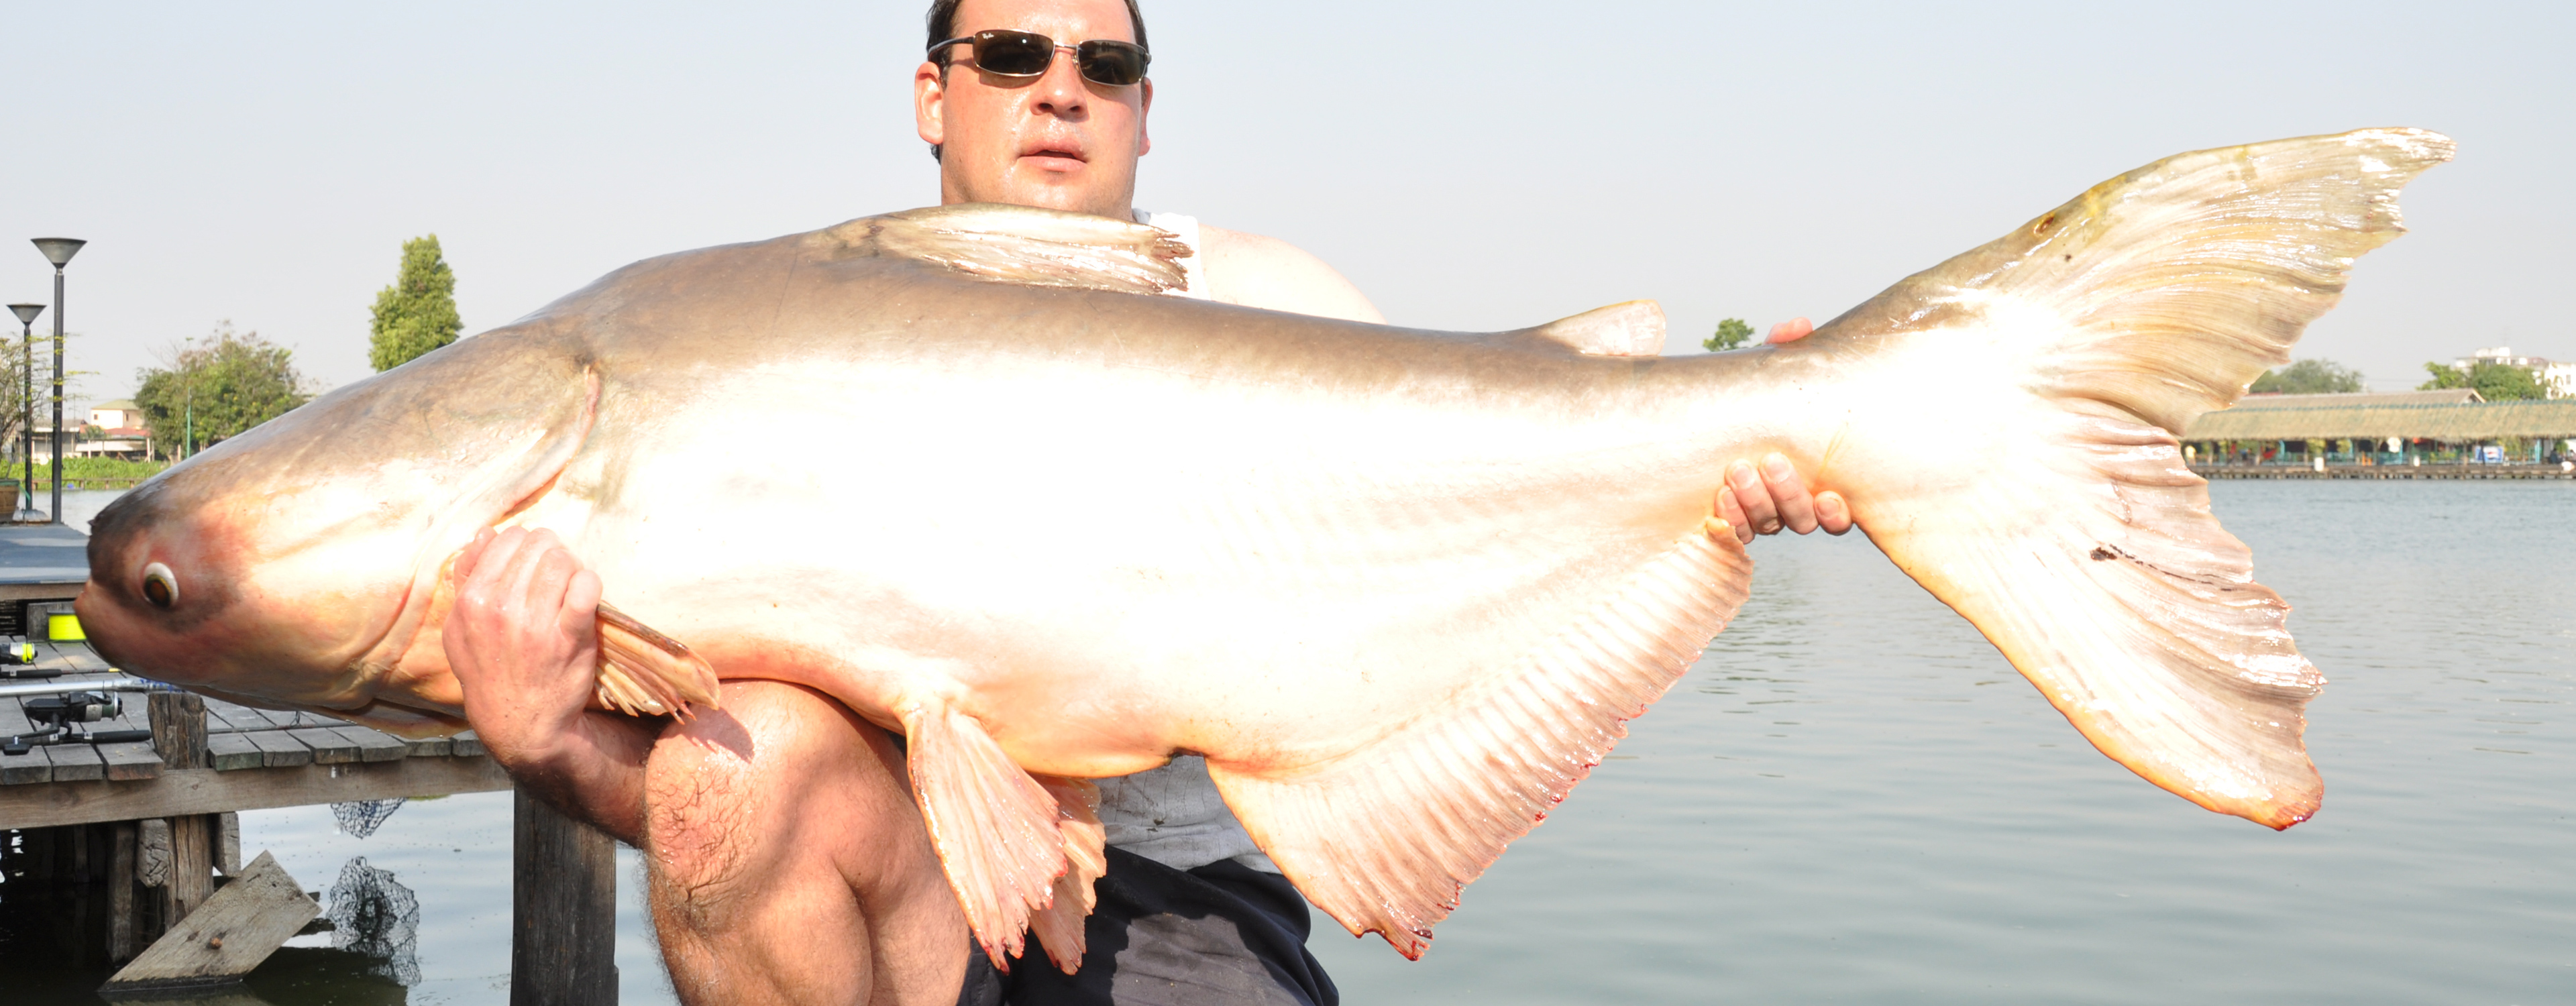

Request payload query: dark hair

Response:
[926,0,1149,70]
[923,0,1150,162]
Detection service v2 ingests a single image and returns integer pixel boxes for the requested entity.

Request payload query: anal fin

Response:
[1210,520,1751,958]
[1026,775,1107,974]
[904,700,1088,972]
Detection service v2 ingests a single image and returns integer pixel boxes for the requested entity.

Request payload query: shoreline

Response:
[2192,463,2574,480]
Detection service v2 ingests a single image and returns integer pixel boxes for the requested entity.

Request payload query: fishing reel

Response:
[28,690,120,726]
[2,691,146,756]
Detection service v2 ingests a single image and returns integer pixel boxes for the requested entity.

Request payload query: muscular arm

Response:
[446,526,657,842]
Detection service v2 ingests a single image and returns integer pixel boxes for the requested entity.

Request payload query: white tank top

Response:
[1092,210,1277,874]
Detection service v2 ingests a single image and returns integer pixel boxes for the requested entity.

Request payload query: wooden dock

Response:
[0,521,617,1004]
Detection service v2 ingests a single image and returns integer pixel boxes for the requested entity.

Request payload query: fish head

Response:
[77,329,598,726]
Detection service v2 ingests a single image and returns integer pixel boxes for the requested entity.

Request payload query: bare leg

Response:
[644,681,967,1005]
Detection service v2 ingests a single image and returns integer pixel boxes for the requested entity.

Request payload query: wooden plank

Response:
[286,728,360,765]
[0,695,46,785]
[453,731,486,757]
[98,742,163,782]
[337,726,409,764]
[241,730,313,769]
[45,740,105,782]
[215,813,239,876]
[101,850,317,995]
[204,734,264,771]
[513,788,618,1006]
[161,815,214,939]
[0,755,512,830]
[199,700,280,731]
[402,735,453,758]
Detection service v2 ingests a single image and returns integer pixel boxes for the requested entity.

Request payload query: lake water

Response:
[9,481,2570,1003]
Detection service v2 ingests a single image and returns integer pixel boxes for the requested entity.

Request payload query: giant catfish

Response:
[76,128,2452,969]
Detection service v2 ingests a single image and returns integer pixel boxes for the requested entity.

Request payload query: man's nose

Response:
[1031,47,1087,116]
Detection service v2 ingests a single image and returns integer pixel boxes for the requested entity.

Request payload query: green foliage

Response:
[18,457,168,486]
[133,323,311,458]
[368,234,463,372]
[2249,358,2363,394]
[1703,317,1754,352]
[2418,359,2544,400]
[2416,361,2469,390]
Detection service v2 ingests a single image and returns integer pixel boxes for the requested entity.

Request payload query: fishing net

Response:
[329,797,405,839]
[327,856,421,987]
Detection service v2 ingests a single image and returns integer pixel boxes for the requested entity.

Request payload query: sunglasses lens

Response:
[971,30,1055,75]
[1077,42,1147,86]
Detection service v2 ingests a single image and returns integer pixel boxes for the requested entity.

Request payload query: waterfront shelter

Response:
[2182,389,2576,465]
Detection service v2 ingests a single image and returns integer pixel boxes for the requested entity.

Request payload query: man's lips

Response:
[1020,143,1087,172]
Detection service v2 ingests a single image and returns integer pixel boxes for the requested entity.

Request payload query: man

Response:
[445,1,1850,1003]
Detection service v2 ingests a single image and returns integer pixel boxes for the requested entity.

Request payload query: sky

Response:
[2,0,2567,410]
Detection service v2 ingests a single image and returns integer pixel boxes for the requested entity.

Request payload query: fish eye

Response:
[142,562,178,610]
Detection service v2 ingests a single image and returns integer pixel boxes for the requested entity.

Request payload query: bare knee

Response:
[643,681,906,930]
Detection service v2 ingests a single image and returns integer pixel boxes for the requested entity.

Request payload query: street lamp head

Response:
[7,304,40,327]
[32,238,85,268]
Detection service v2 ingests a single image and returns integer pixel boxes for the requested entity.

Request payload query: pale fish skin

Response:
[76,128,2453,969]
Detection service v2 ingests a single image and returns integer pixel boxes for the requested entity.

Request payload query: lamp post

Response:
[4,304,41,522]
[32,239,83,526]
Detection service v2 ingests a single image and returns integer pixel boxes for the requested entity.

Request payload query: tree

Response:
[2418,359,2543,400]
[2249,358,2363,394]
[133,323,311,458]
[1703,317,1754,352]
[368,234,462,372]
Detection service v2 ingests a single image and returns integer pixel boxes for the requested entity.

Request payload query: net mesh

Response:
[327,856,422,987]
[329,797,406,839]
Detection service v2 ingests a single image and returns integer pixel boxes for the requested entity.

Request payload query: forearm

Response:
[487,708,660,843]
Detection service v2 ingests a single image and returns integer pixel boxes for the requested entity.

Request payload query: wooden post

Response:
[109,820,137,963]
[148,692,215,943]
[512,787,618,1006]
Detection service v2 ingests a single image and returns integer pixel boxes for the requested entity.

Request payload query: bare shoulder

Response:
[1196,225,1387,324]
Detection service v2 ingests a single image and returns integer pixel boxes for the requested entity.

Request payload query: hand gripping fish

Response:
[77,129,2451,969]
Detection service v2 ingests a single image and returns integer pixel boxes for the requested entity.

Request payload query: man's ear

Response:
[916,60,949,147]
[1136,78,1152,156]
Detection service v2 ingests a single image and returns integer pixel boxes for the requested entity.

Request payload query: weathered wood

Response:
[338,726,410,763]
[513,788,619,1006]
[286,727,361,764]
[101,850,317,995]
[98,740,164,781]
[205,733,265,771]
[216,812,240,876]
[109,820,137,962]
[151,693,209,771]
[0,754,512,830]
[0,696,48,784]
[402,735,453,758]
[46,740,106,782]
[241,729,315,768]
[453,731,487,757]
[162,814,215,932]
[138,818,172,887]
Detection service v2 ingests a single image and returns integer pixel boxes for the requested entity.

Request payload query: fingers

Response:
[1764,317,1814,344]
[1758,454,1819,535]
[1714,484,1754,545]
[1725,461,1782,537]
[1815,491,1854,535]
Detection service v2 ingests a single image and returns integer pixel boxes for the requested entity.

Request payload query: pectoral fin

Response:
[592,602,721,718]
[903,700,1102,972]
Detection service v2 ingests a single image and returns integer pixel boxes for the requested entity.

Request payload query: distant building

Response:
[89,399,147,431]
[2448,346,2572,399]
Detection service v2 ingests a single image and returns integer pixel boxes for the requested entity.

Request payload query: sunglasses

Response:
[930,30,1150,87]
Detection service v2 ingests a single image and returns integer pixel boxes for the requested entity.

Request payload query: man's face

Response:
[916,0,1152,219]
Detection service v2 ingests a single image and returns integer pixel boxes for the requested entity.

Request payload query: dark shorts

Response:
[955,846,1340,1006]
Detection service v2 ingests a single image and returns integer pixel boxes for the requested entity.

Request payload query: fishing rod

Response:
[0,677,180,754]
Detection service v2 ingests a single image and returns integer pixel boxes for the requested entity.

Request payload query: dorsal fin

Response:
[839,203,1191,295]
[1529,300,1666,356]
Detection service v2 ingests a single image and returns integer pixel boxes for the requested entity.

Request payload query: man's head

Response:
[916,0,1152,220]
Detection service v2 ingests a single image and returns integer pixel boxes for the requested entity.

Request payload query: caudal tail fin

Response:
[1812,128,2453,828]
